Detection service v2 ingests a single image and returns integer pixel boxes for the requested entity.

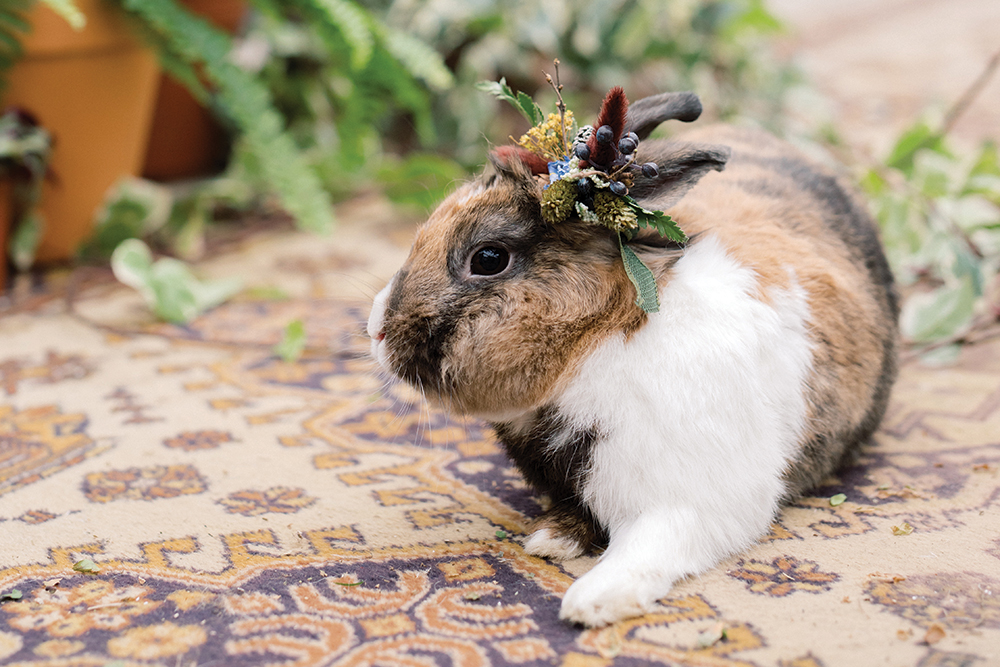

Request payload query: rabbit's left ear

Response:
[625,92,704,140]
[628,142,730,208]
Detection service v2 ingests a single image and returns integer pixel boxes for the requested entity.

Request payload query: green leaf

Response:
[1,589,21,601]
[381,27,453,92]
[619,234,660,313]
[886,122,949,176]
[516,91,543,126]
[9,212,43,272]
[476,78,542,125]
[829,493,846,506]
[274,319,307,362]
[625,196,687,243]
[495,530,507,540]
[72,558,100,575]
[311,0,373,70]
[111,239,241,324]
[40,0,86,29]
[900,277,977,343]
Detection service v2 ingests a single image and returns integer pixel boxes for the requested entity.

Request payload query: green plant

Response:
[0,108,50,270]
[862,52,1000,359]
[365,0,792,167]
[234,4,454,199]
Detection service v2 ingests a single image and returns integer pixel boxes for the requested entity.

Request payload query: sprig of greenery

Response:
[120,0,335,235]
[476,78,543,126]
[626,197,687,243]
[619,234,660,312]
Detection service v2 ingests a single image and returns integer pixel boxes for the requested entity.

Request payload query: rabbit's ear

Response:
[625,92,703,140]
[629,142,730,208]
[489,146,550,177]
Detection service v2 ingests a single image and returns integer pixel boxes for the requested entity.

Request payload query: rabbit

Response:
[366,89,899,627]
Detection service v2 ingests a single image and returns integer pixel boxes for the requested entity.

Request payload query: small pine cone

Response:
[541,178,578,225]
[593,191,638,232]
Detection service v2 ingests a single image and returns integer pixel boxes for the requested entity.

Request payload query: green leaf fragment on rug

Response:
[1,589,21,601]
[495,530,507,540]
[696,622,727,648]
[274,319,307,362]
[829,493,847,506]
[111,239,242,324]
[73,559,100,575]
[892,522,914,536]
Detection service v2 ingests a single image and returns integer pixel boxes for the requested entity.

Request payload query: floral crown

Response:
[478,62,687,313]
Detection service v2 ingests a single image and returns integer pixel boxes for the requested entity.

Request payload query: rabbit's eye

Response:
[470,247,510,276]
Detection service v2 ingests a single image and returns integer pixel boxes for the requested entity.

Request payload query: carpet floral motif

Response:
[727,556,840,597]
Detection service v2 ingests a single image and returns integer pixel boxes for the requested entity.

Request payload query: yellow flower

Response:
[516,111,575,162]
[107,621,207,660]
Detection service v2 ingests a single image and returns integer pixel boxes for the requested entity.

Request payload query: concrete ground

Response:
[770,0,999,156]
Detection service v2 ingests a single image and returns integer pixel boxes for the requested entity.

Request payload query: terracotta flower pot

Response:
[1,0,160,263]
[142,0,248,181]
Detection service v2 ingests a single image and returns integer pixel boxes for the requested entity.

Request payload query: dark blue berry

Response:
[641,162,659,178]
[626,131,639,144]
[574,143,590,161]
[618,137,637,155]
[609,180,627,196]
[576,178,593,197]
[596,125,614,145]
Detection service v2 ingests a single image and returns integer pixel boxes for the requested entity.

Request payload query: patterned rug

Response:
[1,214,999,667]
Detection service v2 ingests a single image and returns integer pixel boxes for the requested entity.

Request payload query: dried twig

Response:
[544,59,569,156]
[938,48,1000,139]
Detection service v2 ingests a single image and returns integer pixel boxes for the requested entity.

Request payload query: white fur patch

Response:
[554,234,814,626]
[367,278,394,372]
[523,527,585,561]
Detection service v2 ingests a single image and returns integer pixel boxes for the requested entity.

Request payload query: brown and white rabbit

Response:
[367,90,899,627]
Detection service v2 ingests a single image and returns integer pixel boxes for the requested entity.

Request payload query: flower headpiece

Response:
[478,63,686,313]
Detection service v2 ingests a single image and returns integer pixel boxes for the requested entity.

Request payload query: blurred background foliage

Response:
[6,0,998,349]
[238,0,793,203]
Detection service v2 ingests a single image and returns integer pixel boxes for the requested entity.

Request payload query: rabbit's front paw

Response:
[524,527,585,561]
[559,566,661,627]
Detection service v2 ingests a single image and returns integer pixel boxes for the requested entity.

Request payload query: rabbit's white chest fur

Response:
[546,234,815,625]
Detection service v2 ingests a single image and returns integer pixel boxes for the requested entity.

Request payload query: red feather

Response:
[587,86,629,169]
[491,146,550,176]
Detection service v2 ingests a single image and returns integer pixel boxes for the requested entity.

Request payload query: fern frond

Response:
[380,27,453,92]
[302,0,373,70]
[0,2,30,81]
[120,0,334,234]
